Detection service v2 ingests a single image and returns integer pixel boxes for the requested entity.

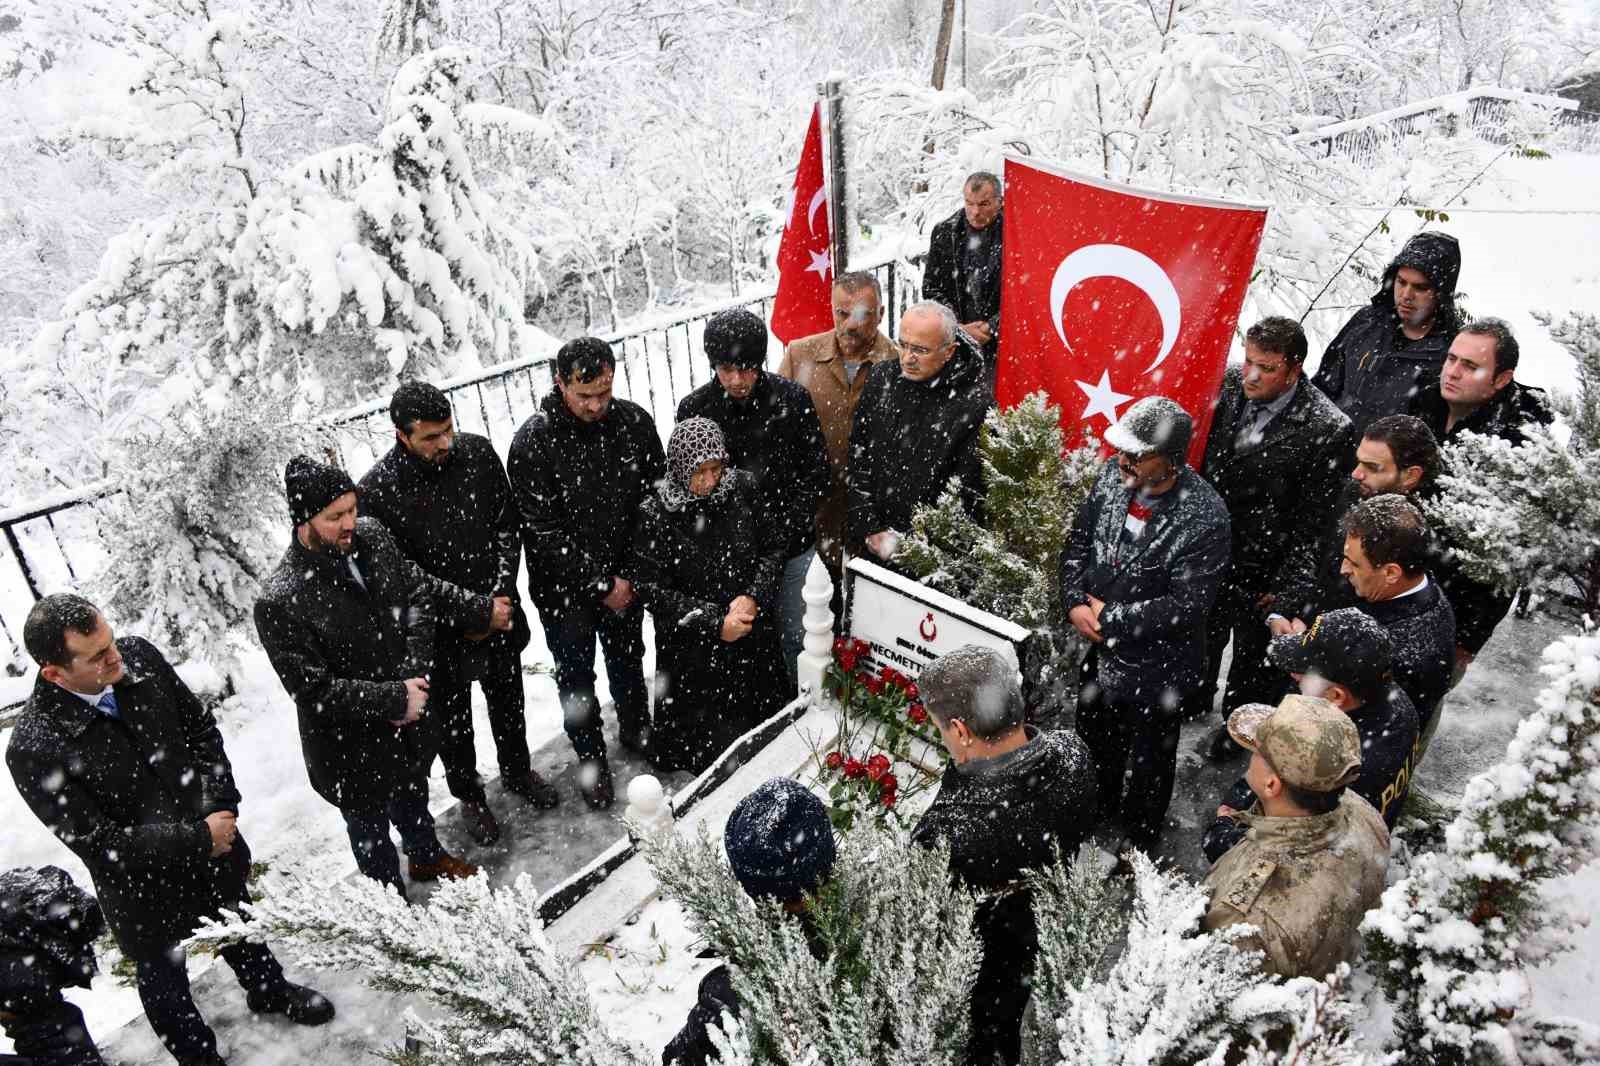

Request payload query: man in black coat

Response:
[1059,397,1231,852]
[676,309,828,687]
[1203,608,1420,862]
[1312,231,1463,442]
[8,596,332,1066]
[1411,318,1556,694]
[912,646,1098,1066]
[1337,495,1456,745]
[848,301,993,567]
[506,337,667,809]
[0,865,105,1065]
[358,382,560,846]
[922,171,1004,378]
[255,458,481,899]
[1195,317,1353,755]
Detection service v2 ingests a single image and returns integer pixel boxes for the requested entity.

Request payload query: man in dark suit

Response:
[1195,317,1353,759]
[921,171,1004,378]
[8,595,332,1066]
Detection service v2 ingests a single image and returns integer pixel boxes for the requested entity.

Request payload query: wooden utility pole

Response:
[818,79,848,277]
[930,0,957,90]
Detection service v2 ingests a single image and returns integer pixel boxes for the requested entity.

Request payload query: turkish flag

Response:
[770,104,833,345]
[996,156,1268,467]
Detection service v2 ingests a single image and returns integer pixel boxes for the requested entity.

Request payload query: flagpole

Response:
[817,78,848,276]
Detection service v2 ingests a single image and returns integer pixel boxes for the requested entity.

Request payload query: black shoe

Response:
[580,759,615,810]
[1204,725,1245,762]
[618,728,652,757]
[460,799,501,845]
[247,981,336,1025]
[504,770,561,809]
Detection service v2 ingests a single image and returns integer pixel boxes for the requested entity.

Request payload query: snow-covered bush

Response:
[1362,629,1600,1064]
[644,819,980,1066]
[191,870,642,1066]
[1424,312,1600,613]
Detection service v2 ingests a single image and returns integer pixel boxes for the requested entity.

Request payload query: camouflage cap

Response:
[1226,694,1362,793]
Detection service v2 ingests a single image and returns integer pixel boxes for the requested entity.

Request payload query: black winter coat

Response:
[676,371,830,560]
[5,639,250,961]
[1058,461,1232,703]
[1311,233,1463,441]
[1362,580,1456,740]
[661,962,738,1066]
[632,470,791,773]
[254,517,490,811]
[1272,480,1363,624]
[1203,683,1420,862]
[357,432,532,675]
[922,208,1004,338]
[0,866,103,996]
[912,728,1098,1066]
[506,392,667,617]
[1413,380,1555,653]
[1201,371,1353,596]
[847,338,992,547]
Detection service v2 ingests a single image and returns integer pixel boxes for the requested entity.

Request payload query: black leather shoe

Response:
[460,799,501,845]
[580,760,614,810]
[247,982,335,1025]
[504,770,561,809]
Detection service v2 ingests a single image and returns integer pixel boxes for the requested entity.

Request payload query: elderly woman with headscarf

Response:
[633,417,792,774]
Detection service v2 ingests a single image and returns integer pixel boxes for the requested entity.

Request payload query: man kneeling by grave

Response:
[913,646,1099,1066]
[1201,695,1390,980]
[663,778,837,1066]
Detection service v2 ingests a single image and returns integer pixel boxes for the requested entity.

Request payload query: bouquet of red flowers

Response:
[823,638,942,752]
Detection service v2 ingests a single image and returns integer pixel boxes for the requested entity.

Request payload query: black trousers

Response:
[539,603,649,763]
[0,986,105,1065]
[1077,660,1182,849]
[1188,583,1287,721]
[133,940,285,1065]
[430,647,532,804]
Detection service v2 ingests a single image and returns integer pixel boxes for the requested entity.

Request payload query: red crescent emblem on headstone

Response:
[919,613,937,641]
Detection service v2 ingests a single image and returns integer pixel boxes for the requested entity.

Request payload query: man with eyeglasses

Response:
[847,300,993,569]
[1058,396,1230,854]
[922,171,1005,380]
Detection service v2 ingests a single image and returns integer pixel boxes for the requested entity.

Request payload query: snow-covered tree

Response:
[1362,629,1600,1064]
[1423,312,1600,613]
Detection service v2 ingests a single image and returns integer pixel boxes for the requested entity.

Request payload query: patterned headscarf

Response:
[660,417,732,512]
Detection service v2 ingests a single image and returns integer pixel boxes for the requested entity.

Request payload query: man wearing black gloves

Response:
[1312,231,1463,442]
[676,309,828,687]
[359,382,559,845]
[256,457,482,897]
[11,596,333,1066]
[1059,396,1230,852]
[506,338,667,808]
[1202,608,1419,863]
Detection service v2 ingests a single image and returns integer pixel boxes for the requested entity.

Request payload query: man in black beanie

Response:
[663,777,836,1066]
[255,455,485,897]
[1312,231,1463,442]
[676,309,828,689]
[358,382,560,847]
[506,338,666,809]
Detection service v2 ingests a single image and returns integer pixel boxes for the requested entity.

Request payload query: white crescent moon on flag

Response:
[1049,244,1182,375]
[807,187,828,234]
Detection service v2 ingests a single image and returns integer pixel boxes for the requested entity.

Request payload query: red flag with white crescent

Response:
[996,156,1268,467]
[770,104,833,345]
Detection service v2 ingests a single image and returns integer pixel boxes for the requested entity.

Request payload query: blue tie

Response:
[95,691,121,719]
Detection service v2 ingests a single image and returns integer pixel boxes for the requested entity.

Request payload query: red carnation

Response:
[824,751,844,770]
[843,758,867,780]
[881,789,897,809]
[906,682,919,700]
[908,702,928,725]
[832,637,848,659]
[852,638,871,658]
[861,673,884,696]
[879,772,898,794]
[866,753,891,781]
[839,647,860,671]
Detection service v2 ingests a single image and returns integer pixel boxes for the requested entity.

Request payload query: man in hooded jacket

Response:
[1312,231,1463,442]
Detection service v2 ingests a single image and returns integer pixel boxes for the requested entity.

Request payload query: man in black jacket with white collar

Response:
[1059,396,1231,852]
[9,595,332,1066]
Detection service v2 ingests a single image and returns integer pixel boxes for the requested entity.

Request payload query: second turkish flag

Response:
[770,104,834,345]
[996,156,1268,467]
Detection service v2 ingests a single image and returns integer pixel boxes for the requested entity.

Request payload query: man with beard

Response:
[256,457,481,898]
[1058,396,1231,852]
[358,382,560,846]
[778,271,900,576]
[922,171,1005,379]
[1312,232,1463,441]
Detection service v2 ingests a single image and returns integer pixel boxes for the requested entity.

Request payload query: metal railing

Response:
[0,257,915,675]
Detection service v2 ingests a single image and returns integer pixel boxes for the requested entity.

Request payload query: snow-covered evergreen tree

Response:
[1423,311,1600,613]
[1362,629,1600,1064]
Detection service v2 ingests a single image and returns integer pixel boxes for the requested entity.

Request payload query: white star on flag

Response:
[804,247,832,280]
[1076,369,1132,425]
